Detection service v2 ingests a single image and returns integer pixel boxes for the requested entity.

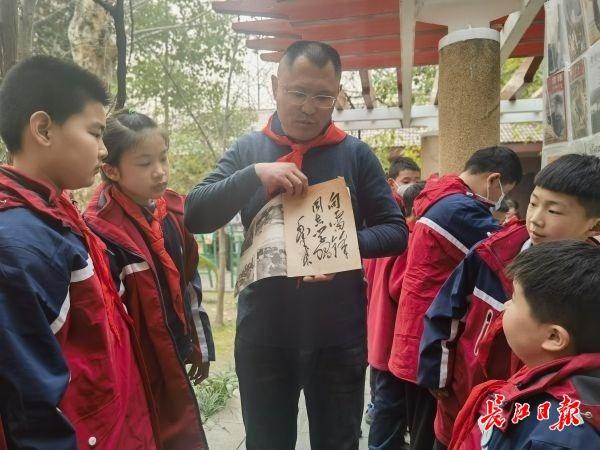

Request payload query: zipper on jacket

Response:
[474,309,494,356]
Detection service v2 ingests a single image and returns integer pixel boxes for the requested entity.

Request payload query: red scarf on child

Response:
[0,165,123,340]
[109,186,188,333]
[262,113,347,170]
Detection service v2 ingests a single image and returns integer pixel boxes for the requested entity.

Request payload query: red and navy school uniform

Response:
[418,222,600,446]
[449,354,600,450]
[363,196,413,449]
[390,175,501,383]
[0,166,158,450]
[417,221,529,445]
[365,193,411,373]
[85,183,214,450]
[388,174,501,449]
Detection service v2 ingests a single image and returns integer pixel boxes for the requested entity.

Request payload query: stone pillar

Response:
[438,28,501,174]
[420,131,440,178]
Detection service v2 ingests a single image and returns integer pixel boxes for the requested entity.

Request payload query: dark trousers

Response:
[368,367,408,450]
[235,337,367,450]
[404,381,437,450]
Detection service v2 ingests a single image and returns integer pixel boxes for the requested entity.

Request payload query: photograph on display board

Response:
[583,0,600,44]
[564,0,590,61]
[589,44,600,133]
[545,71,568,144]
[546,0,567,73]
[569,59,590,139]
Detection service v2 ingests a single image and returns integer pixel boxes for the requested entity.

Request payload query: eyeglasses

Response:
[283,89,338,109]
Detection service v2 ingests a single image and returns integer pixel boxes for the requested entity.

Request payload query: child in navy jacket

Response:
[450,241,600,450]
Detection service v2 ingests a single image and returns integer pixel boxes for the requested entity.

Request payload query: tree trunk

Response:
[0,0,18,76]
[68,0,116,87]
[17,0,37,61]
[110,0,126,108]
[215,227,227,326]
[214,36,241,326]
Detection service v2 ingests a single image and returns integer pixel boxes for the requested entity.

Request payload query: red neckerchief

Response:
[262,113,347,170]
[0,165,122,340]
[109,185,188,333]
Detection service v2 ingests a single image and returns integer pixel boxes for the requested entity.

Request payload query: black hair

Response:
[101,109,167,182]
[388,156,421,179]
[0,55,110,153]
[507,240,600,354]
[281,41,342,78]
[464,146,523,185]
[403,180,426,217]
[534,154,600,217]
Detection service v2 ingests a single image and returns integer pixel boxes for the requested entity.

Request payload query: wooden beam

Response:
[359,69,376,109]
[260,50,439,70]
[396,67,402,107]
[400,0,417,128]
[429,66,439,105]
[501,56,543,101]
[531,85,543,98]
[233,19,301,39]
[500,0,545,64]
[335,89,351,111]
[212,1,287,19]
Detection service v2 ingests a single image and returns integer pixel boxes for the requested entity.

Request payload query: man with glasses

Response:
[185,41,407,450]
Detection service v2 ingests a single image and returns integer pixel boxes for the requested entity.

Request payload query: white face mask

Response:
[395,182,414,196]
[487,179,505,212]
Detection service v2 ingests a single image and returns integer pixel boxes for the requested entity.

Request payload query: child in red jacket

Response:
[450,241,600,450]
[365,180,425,450]
[84,110,214,450]
[390,147,522,450]
[0,57,158,449]
[418,154,600,448]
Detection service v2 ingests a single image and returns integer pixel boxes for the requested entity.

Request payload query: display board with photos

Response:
[543,0,600,166]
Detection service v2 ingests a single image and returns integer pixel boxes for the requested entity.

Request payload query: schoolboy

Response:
[0,56,158,449]
[365,181,426,450]
[449,241,600,449]
[418,154,600,448]
[389,146,522,450]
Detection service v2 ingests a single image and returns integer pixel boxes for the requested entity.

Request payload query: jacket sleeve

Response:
[188,271,215,362]
[356,144,408,258]
[417,250,477,389]
[0,244,77,450]
[184,141,262,234]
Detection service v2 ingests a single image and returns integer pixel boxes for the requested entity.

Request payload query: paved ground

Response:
[204,388,371,450]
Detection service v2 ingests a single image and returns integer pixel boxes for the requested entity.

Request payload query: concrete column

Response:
[420,130,440,179]
[438,28,501,174]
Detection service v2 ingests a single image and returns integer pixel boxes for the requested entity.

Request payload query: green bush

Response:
[194,370,238,421]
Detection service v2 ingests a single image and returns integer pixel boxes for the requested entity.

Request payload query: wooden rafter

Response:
[400,0,417,128]
[429,66,439,105]
[396,67,402,107]
[500,0,545,64]
[359,69,376,109]
[335,89,351,111]
[501,56,543,101]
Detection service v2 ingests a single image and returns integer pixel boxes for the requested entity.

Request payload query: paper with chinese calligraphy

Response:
[283,177,361,277]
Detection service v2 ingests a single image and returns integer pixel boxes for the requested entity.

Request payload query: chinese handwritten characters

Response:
[234,178,362,295]
[284,177,361,278]
[478,394,584,433]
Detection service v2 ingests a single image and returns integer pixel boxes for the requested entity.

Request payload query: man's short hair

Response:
[507,240,600,354]
[281,41,342,79]
[403,181,426,217]
[388,156,421,179]
[464,146,523,185]
[534,154,600,217]
[0,55,110,153]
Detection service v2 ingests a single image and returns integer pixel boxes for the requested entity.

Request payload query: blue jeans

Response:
[235,337,367,450]
[368,367,409,450]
